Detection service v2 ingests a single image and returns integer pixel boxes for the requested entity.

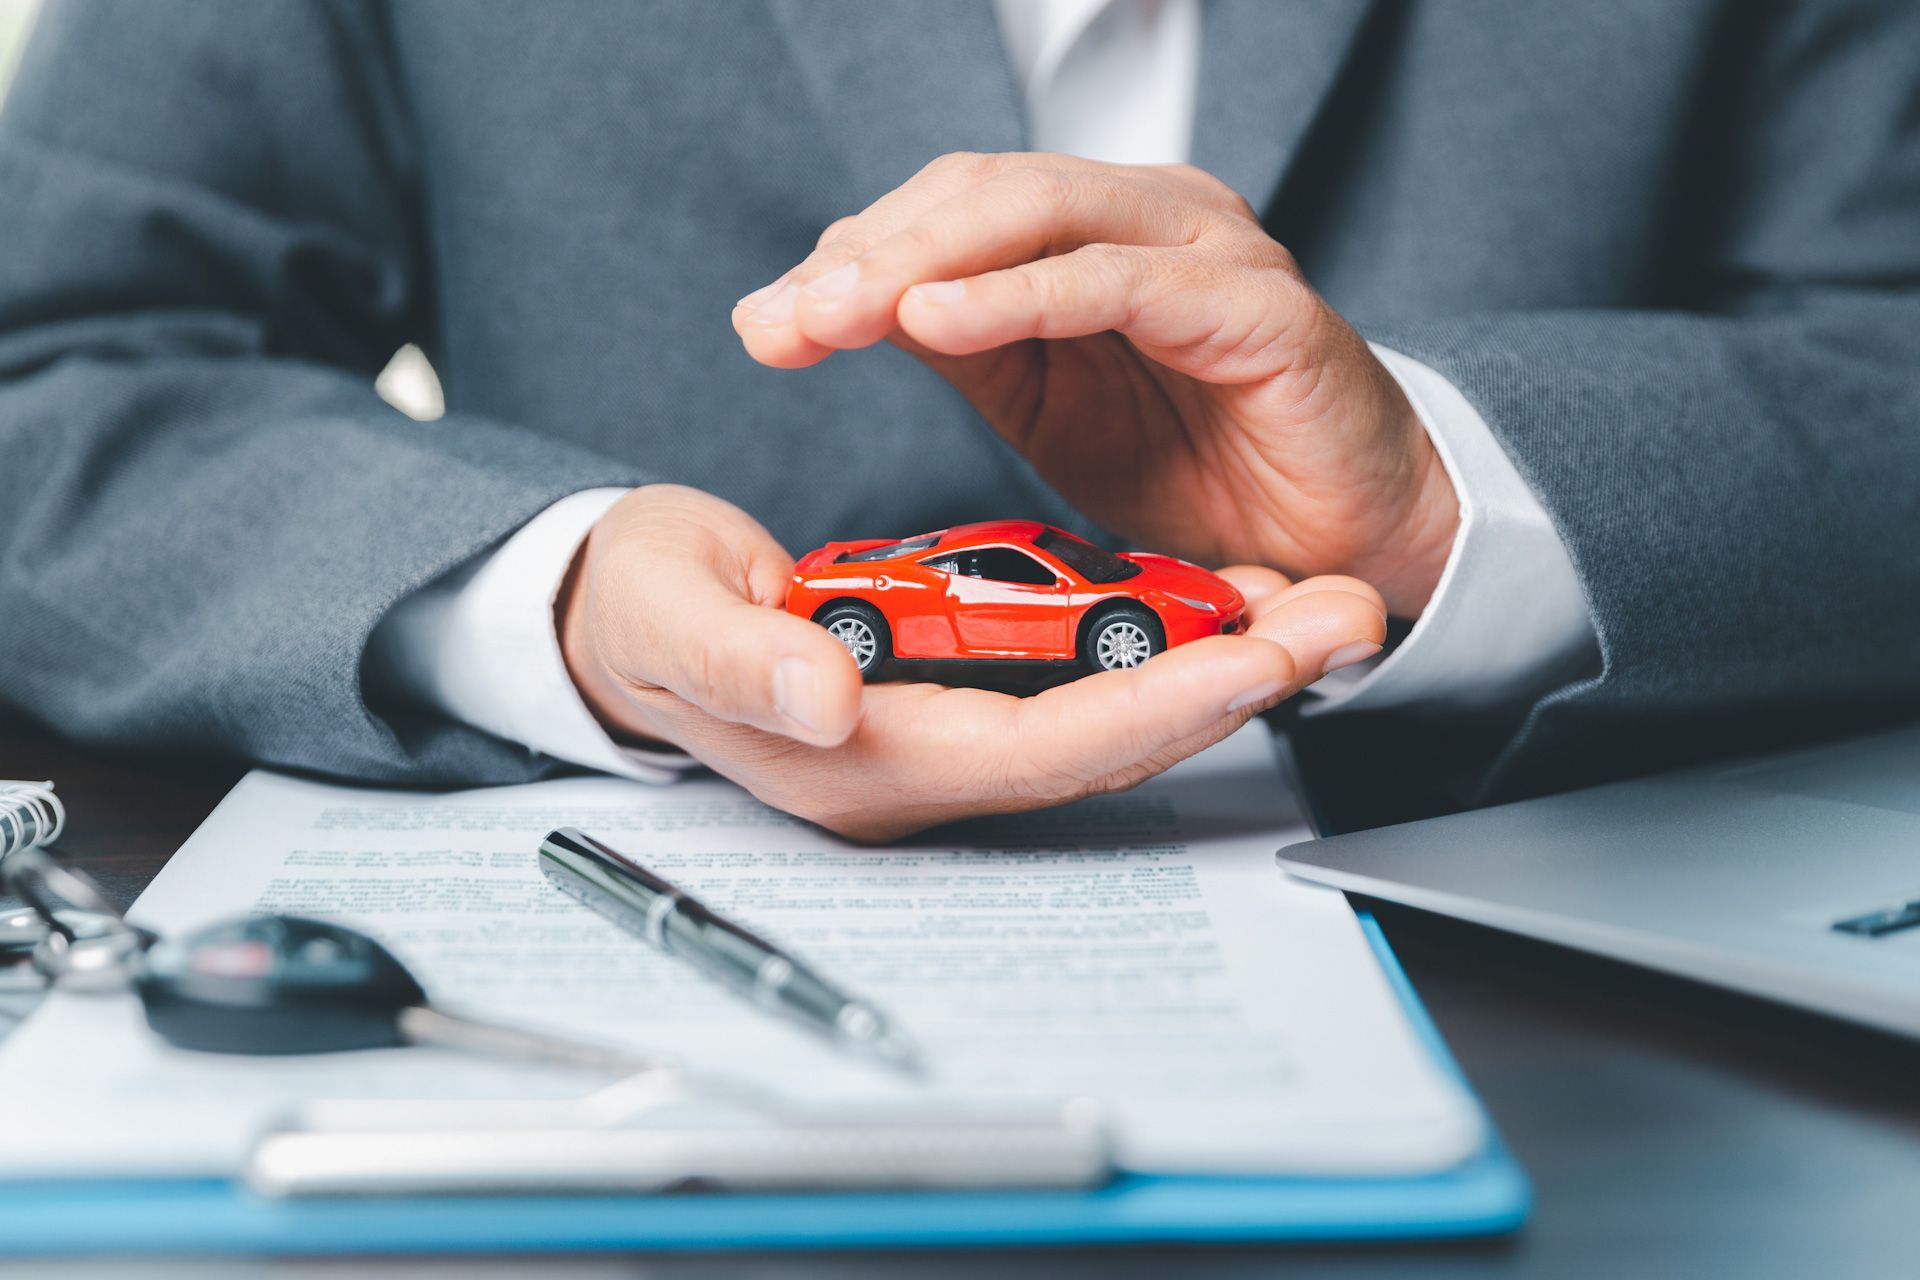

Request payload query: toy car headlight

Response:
[1166,592,1219,614]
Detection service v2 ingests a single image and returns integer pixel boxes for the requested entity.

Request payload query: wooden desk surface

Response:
[3,706,1917,1279]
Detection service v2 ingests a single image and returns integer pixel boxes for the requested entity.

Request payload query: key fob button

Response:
[299,935,343,967]
[187,938,275,979]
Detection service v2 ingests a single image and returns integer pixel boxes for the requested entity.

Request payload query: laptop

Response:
[1278,723,1920,1039]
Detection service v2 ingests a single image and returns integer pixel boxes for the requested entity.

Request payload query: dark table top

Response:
[3,707,1917,1279]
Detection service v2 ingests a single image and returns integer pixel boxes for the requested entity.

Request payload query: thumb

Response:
[585,488,866,747]
[646,581,866,747]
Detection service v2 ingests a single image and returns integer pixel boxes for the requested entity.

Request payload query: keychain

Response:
[0,846,150,992]
[0,845,672,1078]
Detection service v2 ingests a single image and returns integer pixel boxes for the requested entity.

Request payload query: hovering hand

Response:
[558,486,1386,843]
[733,153,1459,617]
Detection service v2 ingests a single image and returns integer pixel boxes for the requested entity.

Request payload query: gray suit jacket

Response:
[2,1,1917,831]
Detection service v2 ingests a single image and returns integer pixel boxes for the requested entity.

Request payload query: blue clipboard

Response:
[0,915,1528,1255]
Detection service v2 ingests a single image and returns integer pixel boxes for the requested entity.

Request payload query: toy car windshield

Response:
[835,534,941,564]
[1033,527,1142,584]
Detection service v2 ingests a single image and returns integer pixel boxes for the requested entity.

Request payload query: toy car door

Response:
[931,546,1070,658]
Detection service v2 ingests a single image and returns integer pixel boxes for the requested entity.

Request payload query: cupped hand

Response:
[558,486,1387,842]
[732,152,1460,617]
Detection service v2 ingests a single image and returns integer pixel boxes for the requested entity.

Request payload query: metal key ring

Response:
[2,847,125,940]
[1,848,152,989]
[32,918,152,989]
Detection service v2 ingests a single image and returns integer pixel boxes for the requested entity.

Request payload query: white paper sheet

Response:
[0,725,1480,1178]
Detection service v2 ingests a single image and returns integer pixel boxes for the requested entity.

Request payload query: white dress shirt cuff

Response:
[1306,345,1599,715]
[368,487,699,782]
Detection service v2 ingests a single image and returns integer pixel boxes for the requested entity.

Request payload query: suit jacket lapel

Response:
[1191,0,1380,214]
[767,0,1026,203]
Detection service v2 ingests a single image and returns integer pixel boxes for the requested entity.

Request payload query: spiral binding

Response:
[0,780,64,860]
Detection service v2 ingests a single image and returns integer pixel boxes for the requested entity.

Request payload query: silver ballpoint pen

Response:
[538,827,923,1075]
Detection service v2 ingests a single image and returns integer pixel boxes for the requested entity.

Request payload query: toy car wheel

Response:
[817,602,891,677]
[1084,606,1163,673]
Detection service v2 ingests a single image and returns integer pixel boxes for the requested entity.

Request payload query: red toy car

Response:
[786,521,1245,678]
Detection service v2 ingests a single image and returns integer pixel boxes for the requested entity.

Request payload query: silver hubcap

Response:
[828,617,879,669]
[1095,620,1152,670]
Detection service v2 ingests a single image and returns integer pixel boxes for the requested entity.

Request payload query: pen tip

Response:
[838,1003,925,1076]
[871,1030,926,1077]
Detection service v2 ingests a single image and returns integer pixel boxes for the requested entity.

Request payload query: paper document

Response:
[0,725,1479,1178]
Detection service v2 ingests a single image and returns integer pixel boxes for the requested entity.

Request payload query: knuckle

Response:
[1161,162,1213,191]
[891,220,942,260]
[813,215,859,252]
[924,149,992,181]
[806,231,872,271]
[1275,269,1329,336]
[609,664,672,708]
[1070,240,1145,295]
[1072,238,1133,270]
[1165,163,1256,216]
[1258,237,1303,277]
[1005,164,1076,219]
[1000,263,1045,313]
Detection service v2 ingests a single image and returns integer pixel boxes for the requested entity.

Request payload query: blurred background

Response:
[0,0,35,91]
[0,0,446,416]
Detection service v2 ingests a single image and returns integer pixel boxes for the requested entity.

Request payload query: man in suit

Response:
[2,1,1916,838]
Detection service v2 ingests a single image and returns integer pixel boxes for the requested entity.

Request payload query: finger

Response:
[633,572,864,747]
[1243,580,1388,681]
[730,309,836,369]
[1215,564,1295,617]
[733,153,1010,368]
[875,585,1384,804]
[636,636,1282,836]
[730,277,839,369]
[1270,574,1387,617]
[603,512,866,748]
[849,634,1299,815]
[791,169,1206,351]
[776,153,1136,288]
[896,242,1314,382]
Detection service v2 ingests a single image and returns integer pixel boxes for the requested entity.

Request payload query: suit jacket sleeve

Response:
[1290,2,1920,832]
[0,1,647,785]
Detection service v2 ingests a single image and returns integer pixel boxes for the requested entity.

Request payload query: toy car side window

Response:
[920,553,962,574]
[969,548,1060,586]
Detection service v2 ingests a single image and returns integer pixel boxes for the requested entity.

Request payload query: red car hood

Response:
[1120,554,1244,613]
[794,539,891,573]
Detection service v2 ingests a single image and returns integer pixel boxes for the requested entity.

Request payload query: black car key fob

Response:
[135,915,426,1055]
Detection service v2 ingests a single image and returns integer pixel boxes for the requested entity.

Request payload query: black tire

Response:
[815,601,892,677]
[1081,605,1165,674]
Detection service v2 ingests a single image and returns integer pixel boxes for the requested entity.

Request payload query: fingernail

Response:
[773,656,821,733]
[907,280,966,305]
[734,275,790,310]
[1322,640,1383,676]
[744,282,799,326]
[803,261,861,299]
[1226,678,1285,714]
